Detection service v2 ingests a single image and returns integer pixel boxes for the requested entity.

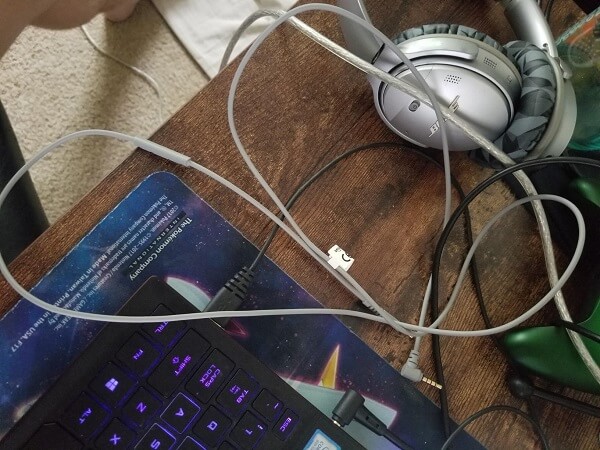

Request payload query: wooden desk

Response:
[1,0,597,448]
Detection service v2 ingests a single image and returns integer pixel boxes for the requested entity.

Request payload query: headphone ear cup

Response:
[471,40,557,167]
[381,24,522,151]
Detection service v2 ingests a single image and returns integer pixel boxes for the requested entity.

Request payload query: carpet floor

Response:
[0,0,209,224]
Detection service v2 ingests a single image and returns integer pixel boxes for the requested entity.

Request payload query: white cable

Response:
[221,4,600,383]
[0,131,587,339]
[0,5,592,354]
[220,6,442,348]
[226,4,456,337]
[219,10,285,73]
[80,24,165,124]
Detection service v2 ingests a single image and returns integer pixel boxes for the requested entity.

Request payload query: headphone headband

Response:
[337,0,558,60]
[500,0,558,57]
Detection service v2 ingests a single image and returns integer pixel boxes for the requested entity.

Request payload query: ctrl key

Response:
[24,423,83,450]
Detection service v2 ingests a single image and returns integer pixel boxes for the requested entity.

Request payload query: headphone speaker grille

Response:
[483,57,498,69]
[443,74,462,84]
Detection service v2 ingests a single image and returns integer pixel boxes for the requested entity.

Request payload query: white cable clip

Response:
[327,245,354,271]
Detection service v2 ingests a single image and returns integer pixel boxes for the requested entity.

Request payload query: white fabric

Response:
[151,0,296,78]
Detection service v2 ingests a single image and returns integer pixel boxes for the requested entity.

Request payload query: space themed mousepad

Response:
[0,171,483,449]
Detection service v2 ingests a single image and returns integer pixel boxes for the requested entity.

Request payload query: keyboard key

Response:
[142,305,186,347]
[274,409,299,441]
[148,330,210,397]
[90,363,136,408]
[122,387,162,428]
[161,392,201,434]
[95,419,136,449]
[61,392,109,440]
[177,436,207,450]
[218,442,236,450]
[192,406,232,447]
[252,389,284,422]
[117,332,161,377]
[186,350,234,404]
[24,423,83,450]
[229,412,266,450]
[135,423,176,450]
[216,369,258,416]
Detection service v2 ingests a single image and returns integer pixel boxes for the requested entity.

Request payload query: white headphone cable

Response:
[0,129,585,339]
[80,24,165,125]
[0,6,592,358]
[221,4,600,384]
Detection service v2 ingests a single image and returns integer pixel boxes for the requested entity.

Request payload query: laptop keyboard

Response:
[1,277,364,450]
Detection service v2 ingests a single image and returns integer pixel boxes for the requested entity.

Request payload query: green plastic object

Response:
[503,301,600,394]
[503,178,600,394]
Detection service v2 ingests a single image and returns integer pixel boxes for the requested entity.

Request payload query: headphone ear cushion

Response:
[471,41,557,167]
[393,23,508,57]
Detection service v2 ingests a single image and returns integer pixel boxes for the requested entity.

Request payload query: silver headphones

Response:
[338,0,577,163]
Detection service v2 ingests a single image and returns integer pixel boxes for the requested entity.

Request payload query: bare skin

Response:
[0,0,140,57]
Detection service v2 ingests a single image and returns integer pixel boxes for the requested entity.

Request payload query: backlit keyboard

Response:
[1,277,364,450]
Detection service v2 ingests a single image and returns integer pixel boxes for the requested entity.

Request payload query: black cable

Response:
[249,142,461,271]
[430,156,600,442]
[332,388,416,449]
[440,405,551,450]
[430,157,600,333]
[249,142,405,271]
[246,141,554,442]
[248,148,600,446]
[245,140,481,439]
[430,156,600,329]
[558,319,600,344]
[458,182,547,439]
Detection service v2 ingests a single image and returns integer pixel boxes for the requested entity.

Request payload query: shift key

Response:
[148,330,209,397]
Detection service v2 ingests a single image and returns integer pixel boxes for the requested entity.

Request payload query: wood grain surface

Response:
[1,0,598,448]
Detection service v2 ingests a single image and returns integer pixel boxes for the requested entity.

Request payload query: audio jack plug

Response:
[332,389,415,450]
[401,350,443,390]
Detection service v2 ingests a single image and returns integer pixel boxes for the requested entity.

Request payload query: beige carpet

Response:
[0,0,209,224]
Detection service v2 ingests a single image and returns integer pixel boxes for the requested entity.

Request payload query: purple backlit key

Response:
[122,387,161,428]
[94,418,135,449]
[142,304,186,348]
[61,393,108,440]
[135,423,175,450]
[216,369,258,416]
[160,393,200,433]
[186,350,234,404]
[148,330,210,397]
[116,332,160,377]
[274,409,299,441]
[229,412,266,450]
[89,363,136,408]
[252,389,284,422]
[192,406,231,447]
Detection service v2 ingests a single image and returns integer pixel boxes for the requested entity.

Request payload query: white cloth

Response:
[151,0,297,78]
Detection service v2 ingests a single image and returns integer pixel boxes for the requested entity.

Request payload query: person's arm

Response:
[0,0,52,57]
[0,0,139,58]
